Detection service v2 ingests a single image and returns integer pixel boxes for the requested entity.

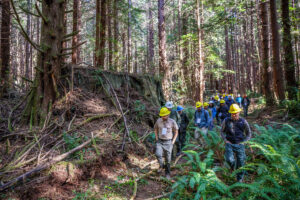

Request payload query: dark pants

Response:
[243,105,249,117]
[225,143,246,181]
[176,129,186,154]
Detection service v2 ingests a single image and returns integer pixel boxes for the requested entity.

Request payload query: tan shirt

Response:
[154,118,179,140]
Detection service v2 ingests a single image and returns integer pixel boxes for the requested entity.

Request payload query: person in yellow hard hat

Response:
[216,99,229,124]
[194,102,209,141]
[220,104,252,182]
[154,107,178,180]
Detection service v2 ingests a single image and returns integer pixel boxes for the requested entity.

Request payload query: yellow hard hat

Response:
[222,94,226,97]
[220,100,225,104]
[204,102,209,107]
[159,107,171,117]
[229,104,242,114]
[214,95,219,100]
[196,101,202,108]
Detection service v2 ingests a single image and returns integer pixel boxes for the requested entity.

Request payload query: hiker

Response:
[176,106,190,156]
[154,107,179,179]
[165,101,181,128]
[194,102,209,140]
[241,95,251,117]
[213,95,220,108]
[216,100,229,124]
[165,101,181,159]
[221,104,252,182]
[208,101,217,130]
[235,94,242,108]
[226,95,235,108]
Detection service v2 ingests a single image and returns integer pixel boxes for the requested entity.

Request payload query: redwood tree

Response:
[158,0,170,99]
[260,1,275,106]
[0,0,11,97]
[269,0,285,101]
[72,0,79,64]
[281,0,297,99]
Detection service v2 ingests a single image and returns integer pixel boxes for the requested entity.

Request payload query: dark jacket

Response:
[179,112,189,132]
[226,99,235,108]
[216,105,229,121]
[241,97,251,107]
[170,109,181,128]
[221,117,251,144]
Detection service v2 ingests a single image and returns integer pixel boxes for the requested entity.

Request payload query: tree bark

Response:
[113,0,119,71]
[107,0,113,70]
[158,0,170,99]
[25,0,32,85]
[269,0,285,101]
[0,0,11,97]
[23,0,66,124]
[196,0,205,102]
[99,0,107,69]
[281,0,297,99]
[72,0,79,64]
[95,0,100,66]
[127,0,132,73]
[260,1,275,106]
[148,0,154,74]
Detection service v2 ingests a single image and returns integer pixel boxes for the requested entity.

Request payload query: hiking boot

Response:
[176,152,181,157]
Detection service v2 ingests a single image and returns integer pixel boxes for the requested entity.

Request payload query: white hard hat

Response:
[209,101,214,104]
[165,101,173,109]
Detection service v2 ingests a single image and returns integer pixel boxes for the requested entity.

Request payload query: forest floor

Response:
[0,88,297,200]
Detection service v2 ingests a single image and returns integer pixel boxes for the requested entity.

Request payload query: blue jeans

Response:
[225,143,246,181]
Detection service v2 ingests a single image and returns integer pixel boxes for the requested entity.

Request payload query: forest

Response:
[0,0,299,199]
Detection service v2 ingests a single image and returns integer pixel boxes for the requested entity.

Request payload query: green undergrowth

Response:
[171,123,300,200]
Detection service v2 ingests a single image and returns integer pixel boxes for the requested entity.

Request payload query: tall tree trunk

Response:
[77,0,82,63]
[107,0,113,70]
[72,0,79,64]
[127,0,132,73]
[281,0,297,99]
[196,0,205,102]
[260,1,275,106]
[23,0,66,124]
[95,0,100,66]
[269,0,286,101]
[113,0,119,71]
[98,0,107,69]
[148,0,154,74]
[25,0,32,85]
[0,0,11,97]
[158,0,170,99]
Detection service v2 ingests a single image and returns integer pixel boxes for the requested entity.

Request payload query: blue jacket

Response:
[208,106,217,118]
[235,97,242,103]
[226,99,235,108]
[194,109,209,128]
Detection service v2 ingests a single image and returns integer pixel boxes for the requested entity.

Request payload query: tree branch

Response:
[10,0,43,53]
[63,31,80,39]
[62,41,86,51]
[19,5,40,17]
[35,3,49,24]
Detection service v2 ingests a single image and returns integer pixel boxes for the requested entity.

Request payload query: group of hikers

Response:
[154,93,252,182]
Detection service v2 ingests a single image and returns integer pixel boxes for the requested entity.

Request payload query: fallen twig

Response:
[144,192,172,200]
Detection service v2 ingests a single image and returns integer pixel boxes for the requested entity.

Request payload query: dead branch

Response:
[144,192,172,200]
[63,31,80,39]
[100,72,131,151]
[130,177,138,200]
[10,0,42,52]
[19,5,40,17]
[0,130,105,191]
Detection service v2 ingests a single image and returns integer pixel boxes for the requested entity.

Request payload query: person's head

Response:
[228,95,232,100]
[165,101,173,111]
[159,107,171,121]
[238,94,241,97]
[209,101,214,107]
[196,101,202,111]
[243,94,247,98]
[220,99,225,106]
[204,102,209,109]
[229,104,242,121]
[177,105,184,114]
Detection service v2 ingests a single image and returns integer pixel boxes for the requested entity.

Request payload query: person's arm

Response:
[244,120,252,141]
[154,122,159,141]
[172,122,179,144]
[221,120,230,143]
[172,129,178,144]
